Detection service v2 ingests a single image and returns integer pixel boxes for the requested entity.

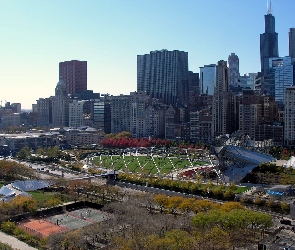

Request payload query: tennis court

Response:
[18,207,109,237]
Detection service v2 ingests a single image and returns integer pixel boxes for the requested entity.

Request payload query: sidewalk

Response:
[0,231,37,250]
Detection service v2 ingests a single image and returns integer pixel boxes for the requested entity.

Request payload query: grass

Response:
[92,155,209,174]
[235,186,250,193]
[27,191,55,202]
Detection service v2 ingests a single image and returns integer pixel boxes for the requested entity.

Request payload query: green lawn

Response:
[92,155,208,174]
[27,191,55,202]
[235,186,250,193]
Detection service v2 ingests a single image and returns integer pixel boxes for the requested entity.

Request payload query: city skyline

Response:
[1,0,295,109]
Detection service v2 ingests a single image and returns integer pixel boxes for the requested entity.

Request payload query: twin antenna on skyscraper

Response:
[267,0,272,14]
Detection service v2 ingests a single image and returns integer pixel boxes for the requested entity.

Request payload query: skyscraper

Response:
[199,64,216,95]
[137,50,189,107]
[69,100,84,128]
[59,60,87,95]
[52,78,70,127]
[212,60,237,137]
[284,86,295,146]
[228,53,239,87]
[92,98,111,134]
[289,28,295,85]
[36,97,52,127]
[260,4,279,75]
[212,60,229,136]
[289,28,295,59]
[268,56,293,108]
[110,94,131,134]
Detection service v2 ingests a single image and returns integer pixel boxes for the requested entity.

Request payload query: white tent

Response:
[285,156,295,168]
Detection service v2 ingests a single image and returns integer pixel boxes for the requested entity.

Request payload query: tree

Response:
[45,198,63,208]
[10,195,37,213]
[248,211,273,233]
[202,225,231,250]
[154,194,169,214]
[16,146,32,160]
[164,229,195,250]
[166,196,184,216]
[192,209,222,229]
[193,199,217,213]
[220,201,245,212]
[280,201,290,214]
[178,198,196,214]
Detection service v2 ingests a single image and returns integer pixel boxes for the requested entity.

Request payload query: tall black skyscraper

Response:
[260,3,279,75]
[289,28,295,59]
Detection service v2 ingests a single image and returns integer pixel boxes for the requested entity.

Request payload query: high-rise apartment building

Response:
[69,100,84,128]
[130,92,150,138]
[137,50,189,107]
[110,94,131,134]
[212,60,236,137]
[228,53,239,87]
[59,60,87,95]
[145,103,167,139]
[200,64,216,95]
[165,105,176,140]
[36,97,52,127]
[239,90,262,139]
[260,7,279,75]
[190,109,212,144]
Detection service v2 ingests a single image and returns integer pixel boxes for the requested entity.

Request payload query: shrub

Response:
[253,197,263,206]
[280,202,290,214]
[1,221,16,234]
[223,190,235,200]
[13,227,25,236]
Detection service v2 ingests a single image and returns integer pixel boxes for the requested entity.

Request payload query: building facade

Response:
[36,97,52,127]
[239,90,262,139]
[92,99,111,134]
[200,64,216,95]
[69,100,84,128]
[145,103,167,139]
[212,60,233,137]
[289,28,295,59]
[269,56,293,108]
[52,78,70,127]
[228,53,239,87]
[284,86,295,146]
[59,60,87,95]
[130,92,150,138]
[110,95,131,134]
[260,10,279,75]
[137,49,189,107]
[238,73,257,89]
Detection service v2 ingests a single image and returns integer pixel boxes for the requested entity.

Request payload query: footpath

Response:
[0,231,37,250]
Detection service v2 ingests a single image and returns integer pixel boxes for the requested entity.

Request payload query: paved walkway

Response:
[0,231,37,250]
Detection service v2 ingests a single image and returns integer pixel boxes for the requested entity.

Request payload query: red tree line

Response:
[100,137,171,148]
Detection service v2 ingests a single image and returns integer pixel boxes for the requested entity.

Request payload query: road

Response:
[18,160,87,179]
[0,231,37,250]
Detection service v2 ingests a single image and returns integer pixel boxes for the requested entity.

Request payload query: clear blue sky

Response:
[1,0,294,109]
